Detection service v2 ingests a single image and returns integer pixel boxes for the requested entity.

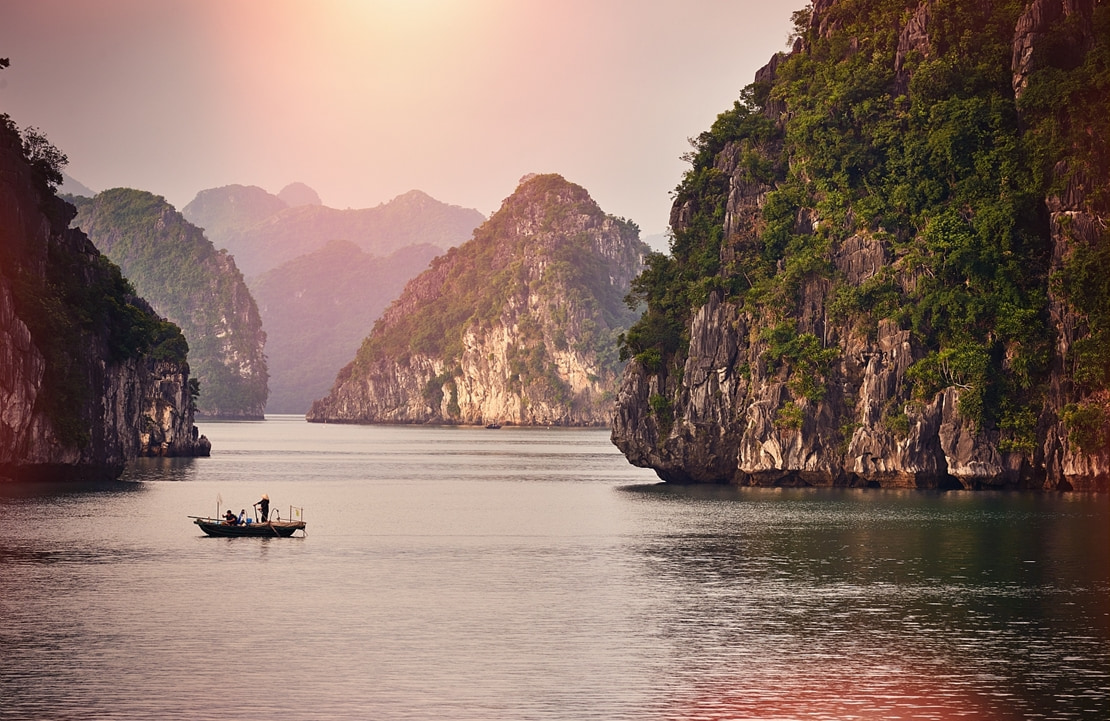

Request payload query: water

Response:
[1,416,1107,720]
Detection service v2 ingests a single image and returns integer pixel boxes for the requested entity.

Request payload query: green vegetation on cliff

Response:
[1018,1,1110,452]
[313,173,647,425]
[72,189,269,418]
[622,0,1108,445]
[351,174,640,383]
[1,115,188,447]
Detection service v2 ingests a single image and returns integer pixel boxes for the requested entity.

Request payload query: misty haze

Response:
[1,1,1107,719]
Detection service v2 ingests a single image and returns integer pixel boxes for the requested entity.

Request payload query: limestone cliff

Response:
[308,174,647,426]
[612,0,1108,491]
[0,115,209,483]
[73,190,269,419]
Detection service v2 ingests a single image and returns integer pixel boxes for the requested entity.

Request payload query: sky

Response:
[1,0,795,237]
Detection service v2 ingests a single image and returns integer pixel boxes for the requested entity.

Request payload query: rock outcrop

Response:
[1011,0,1096,98]
[0,116,209,483]
[612,0,1108,491]
[73,190,269,419]
[308,174,648,426]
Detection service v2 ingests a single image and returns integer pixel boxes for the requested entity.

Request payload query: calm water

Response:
[1,417,1107,720]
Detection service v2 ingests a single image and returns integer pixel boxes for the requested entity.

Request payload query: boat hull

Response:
[194,518,306,537]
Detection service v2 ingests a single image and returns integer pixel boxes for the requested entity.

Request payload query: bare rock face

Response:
[308,174,647,427]
[1012,0,1096,98]
[894,1,932,92]
[612,0,1108,492]
[0,118,208,483]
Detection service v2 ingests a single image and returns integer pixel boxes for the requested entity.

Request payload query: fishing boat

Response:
[191,516,306,537]
[190,505,307,537]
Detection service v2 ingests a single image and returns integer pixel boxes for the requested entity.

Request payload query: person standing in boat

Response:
[255,494,269,523]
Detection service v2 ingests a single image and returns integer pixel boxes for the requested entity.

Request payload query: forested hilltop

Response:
[613,0,1108,491]
[0,112,208,482]
[308,174,647,426]
[72,190,269,419]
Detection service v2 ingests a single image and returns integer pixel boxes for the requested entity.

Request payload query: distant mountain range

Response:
[253,240,442,414]
[59,172,95,198]
[60,179,492,416]
[182,185,484,278]
[180,182,484,414]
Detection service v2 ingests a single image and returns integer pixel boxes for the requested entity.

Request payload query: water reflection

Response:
[0,477,144,500]
[121,456,199,483]
[0,457,198,500]
[621,484,1110,719]
[1,424,1105,720]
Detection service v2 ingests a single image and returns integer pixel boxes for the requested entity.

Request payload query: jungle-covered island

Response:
[612,0,1109,491]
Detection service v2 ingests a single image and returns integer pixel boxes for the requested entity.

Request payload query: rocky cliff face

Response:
[73,190,269,419]
[308,174,647,426]
[0,116,209,483]
[1018,0,1109,487]
[612,0,1108,491]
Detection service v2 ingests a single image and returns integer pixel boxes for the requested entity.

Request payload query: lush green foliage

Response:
[620,0,1100,438]
[1019,4,1110,452]
[775,402,805,431]
[20,125,68,191]
[73,189,268,416]
[622,87,782,369]
[0,117,189,446]
[761,321,840,401]
[648,393,674,434]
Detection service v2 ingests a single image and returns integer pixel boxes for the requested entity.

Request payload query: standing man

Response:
[255,494,270,523]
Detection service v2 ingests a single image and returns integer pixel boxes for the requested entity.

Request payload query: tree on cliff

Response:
[21,125,67,190]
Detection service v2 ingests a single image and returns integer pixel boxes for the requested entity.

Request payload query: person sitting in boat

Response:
[223,510,239,525]
[237,509,247,525]
[255,494,269,523]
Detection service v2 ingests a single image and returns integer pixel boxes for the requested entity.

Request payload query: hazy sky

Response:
[1,0,794,235]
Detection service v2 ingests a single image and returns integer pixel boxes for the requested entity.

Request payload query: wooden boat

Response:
[191,516,306,537]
